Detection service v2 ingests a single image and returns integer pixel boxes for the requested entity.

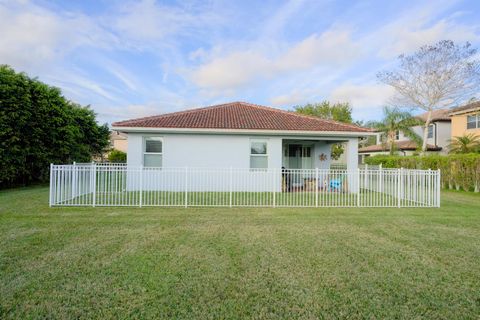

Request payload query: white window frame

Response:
[467,113,479,130]
[427,124,434,139]
[250,139,268,170]
[143,137,163,168]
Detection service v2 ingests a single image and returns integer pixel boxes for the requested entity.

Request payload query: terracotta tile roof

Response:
[112,101,371,133]
[359,140,442,153]
[416,109,451,122]
[449,101,480,115]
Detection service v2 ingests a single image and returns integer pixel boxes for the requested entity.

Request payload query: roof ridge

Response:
[112,101,372,133]
[233,101,370,131]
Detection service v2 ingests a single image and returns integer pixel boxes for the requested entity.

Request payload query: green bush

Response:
[365,154,480,192]
[108,149,127,163]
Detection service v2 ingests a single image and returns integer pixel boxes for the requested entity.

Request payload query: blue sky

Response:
[1,0,479,124]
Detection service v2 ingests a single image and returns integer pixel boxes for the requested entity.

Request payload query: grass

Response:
[1,186,479,319]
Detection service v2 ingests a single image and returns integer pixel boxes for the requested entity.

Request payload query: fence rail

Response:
[49,164,440,208]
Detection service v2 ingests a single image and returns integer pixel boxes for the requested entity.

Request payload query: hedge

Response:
[365,154,480,192]
[108,149,127,163]
[1,65,110,188]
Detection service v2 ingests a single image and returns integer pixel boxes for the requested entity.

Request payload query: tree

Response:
[108,149,127,163]
[370,107,423,155]
[447,134,480,154]
[378,40,480,152]
[294,101,353,160]
[294,101,353,123]
[0,65,110,187]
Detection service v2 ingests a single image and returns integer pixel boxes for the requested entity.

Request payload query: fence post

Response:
[92,162,96,207]
[397,168,402,208]
[49,163,53,207]
[357,168,361,207]
[365,164,368,189]
[139,165,143,208]
[185,167,188,208]
[72,161,77,199]
[229,167,233,208]
[272,169,276,208]
[427,168,435,207]
[315,168,319,208]
[437,169,441,207]
[379,163,383,193]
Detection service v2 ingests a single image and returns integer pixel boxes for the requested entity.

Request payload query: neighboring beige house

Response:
[110,130,128,152]
[449,101,480,139]
[358,109,451,162]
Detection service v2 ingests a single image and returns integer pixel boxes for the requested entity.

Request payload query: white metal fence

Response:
[49,163,440,208]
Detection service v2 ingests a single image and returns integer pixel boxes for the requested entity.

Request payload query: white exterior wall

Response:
[127,133,283,191]
[434,122,451,152]
[127,133,282,168]
[312,141,332,169]
[125,133,361,192]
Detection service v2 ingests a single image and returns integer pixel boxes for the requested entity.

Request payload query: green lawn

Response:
[1,187,479,319]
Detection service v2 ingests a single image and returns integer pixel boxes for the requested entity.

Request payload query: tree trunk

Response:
[389,131,395,155]
[421,109,432,153]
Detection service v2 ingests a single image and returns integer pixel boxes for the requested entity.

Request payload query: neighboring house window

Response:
[144,137,163,167]
[467,114,479,129]
[427,125,434,139]
[250,140,268,169]
[395,130,400,140]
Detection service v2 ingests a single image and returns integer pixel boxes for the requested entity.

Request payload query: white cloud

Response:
[329,83,395,109]
[270,92,307,107]
[375,13,479,58]
[189,28,361,92]
[109,0,225,49]
[190,51,270,90]
[0,1,116,72]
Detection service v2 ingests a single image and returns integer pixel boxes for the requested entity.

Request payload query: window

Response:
[250,140,268,169]
[427,125,434,139]
[395,130,400,140]
[467,114,479,129]
[144,137,163,167]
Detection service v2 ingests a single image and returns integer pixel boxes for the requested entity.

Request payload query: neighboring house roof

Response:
[110,130,127,141]
[112,101,371,133]
[449,101,480,116]
[359,140,442,153]
[416,109,451,122]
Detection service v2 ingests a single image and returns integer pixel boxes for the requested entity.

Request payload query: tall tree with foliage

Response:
[294,101,353,123]
[447,134,480,154]
[294,101,353,159]
[370,107,423,155]
[378,40,480,153]
[0,65,110,187]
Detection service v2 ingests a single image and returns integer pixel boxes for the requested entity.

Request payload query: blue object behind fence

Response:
[329,179,342,191]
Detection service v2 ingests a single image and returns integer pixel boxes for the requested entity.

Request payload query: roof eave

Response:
[449,106,480,116]
[111,126,375,137]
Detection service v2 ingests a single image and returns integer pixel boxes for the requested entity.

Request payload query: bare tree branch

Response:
[378,40,480,152]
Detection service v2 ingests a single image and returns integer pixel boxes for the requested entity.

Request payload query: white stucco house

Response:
[358,109,451,162]
[111,102,373,174]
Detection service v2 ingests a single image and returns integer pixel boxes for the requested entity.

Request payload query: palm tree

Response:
[447,133,480,154]
[371,107,423,155]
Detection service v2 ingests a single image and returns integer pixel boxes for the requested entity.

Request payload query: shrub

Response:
[108,149,127,163]
[365,154,480,192]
